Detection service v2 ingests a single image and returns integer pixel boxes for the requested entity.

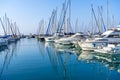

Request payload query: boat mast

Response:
[0,18,7,35]
[98,6,101,33]
[7,18,15,37]
[69,0,71,33]
[107,0,109,29]
[112,15,114,28]
[57,2,65,34]
[5,13,8,35]
[54,8,57,34]
[37,21,41,35]
[59,0,70,34]
[91,4,101,34]
[46,10,55,36]
[14,22,17,36]
[75,18,78,33]
[98,6,106,32]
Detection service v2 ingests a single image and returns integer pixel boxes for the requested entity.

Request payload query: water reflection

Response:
[39,41,120,79]
[94,53,120,72]
[1,39,119,80]
[0,41,20,79]
[0,46,8,52]
[54,43,81,55]
[78,51,96,63]
[44,42,74,80]
[78,51,120,73]
[36,40,45,58]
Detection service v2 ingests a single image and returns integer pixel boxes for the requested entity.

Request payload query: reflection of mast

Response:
[45,42,73,79]
[46,46,59,79]
[6,43,17,67]
[46,45,64,68]
[37,41,45,58]
[68,51,72,80]
[0,42,18,79]
[46,44,69,79]
[57,49,72,80]
[63,52,67,80]
[46,45,60,74]
[0,50,9,78]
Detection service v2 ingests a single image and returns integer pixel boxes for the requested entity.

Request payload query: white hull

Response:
[55,32,85,45]
[55,39,73,45]
[101,26,120,44]
[78,38,108,51]
[45,37,55,42]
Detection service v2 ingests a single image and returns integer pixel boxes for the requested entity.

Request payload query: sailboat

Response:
[0,18,8,47]
[0,37,8,47]
[45,8,57,42]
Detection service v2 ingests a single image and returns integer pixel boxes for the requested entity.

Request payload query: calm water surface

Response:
[0,38,120,80]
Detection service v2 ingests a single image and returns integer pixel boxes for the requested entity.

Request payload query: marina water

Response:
[0,38,120,80]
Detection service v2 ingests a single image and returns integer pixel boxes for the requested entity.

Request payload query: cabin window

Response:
[76,35,84,38]
[107,35,120,38]
[93,43,96,47]
[101,35,106,38]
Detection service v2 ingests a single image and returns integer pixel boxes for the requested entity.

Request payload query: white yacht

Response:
[45,33,60,42]
[55,32,85,45]
[101,25,120,44]
[45,36,55,42]
[78,25,120,51]
[78,38,108,51]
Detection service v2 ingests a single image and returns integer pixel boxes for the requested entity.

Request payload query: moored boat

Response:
[55,32,85,45]
[78,38,108,51]
[0,38,8,46]
[101,25,120,44]
[45,36,56,42]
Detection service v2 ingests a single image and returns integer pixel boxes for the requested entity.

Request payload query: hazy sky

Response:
[0,0,120,35]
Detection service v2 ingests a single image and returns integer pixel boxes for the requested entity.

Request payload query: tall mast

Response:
[91,5,94,34]
[14,22,17,35]
[0,18,7,35]
[75,18,78,33]
[112,15,114,28]
[5,13,8,35]
[64,0,66,34]
[69,0,71,33]
[91,4,101,34]
[7,18,15,37]
[98,6,101,33]
[107,0,109,29]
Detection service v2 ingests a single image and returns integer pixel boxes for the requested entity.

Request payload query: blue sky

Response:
[0,0,120,35]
